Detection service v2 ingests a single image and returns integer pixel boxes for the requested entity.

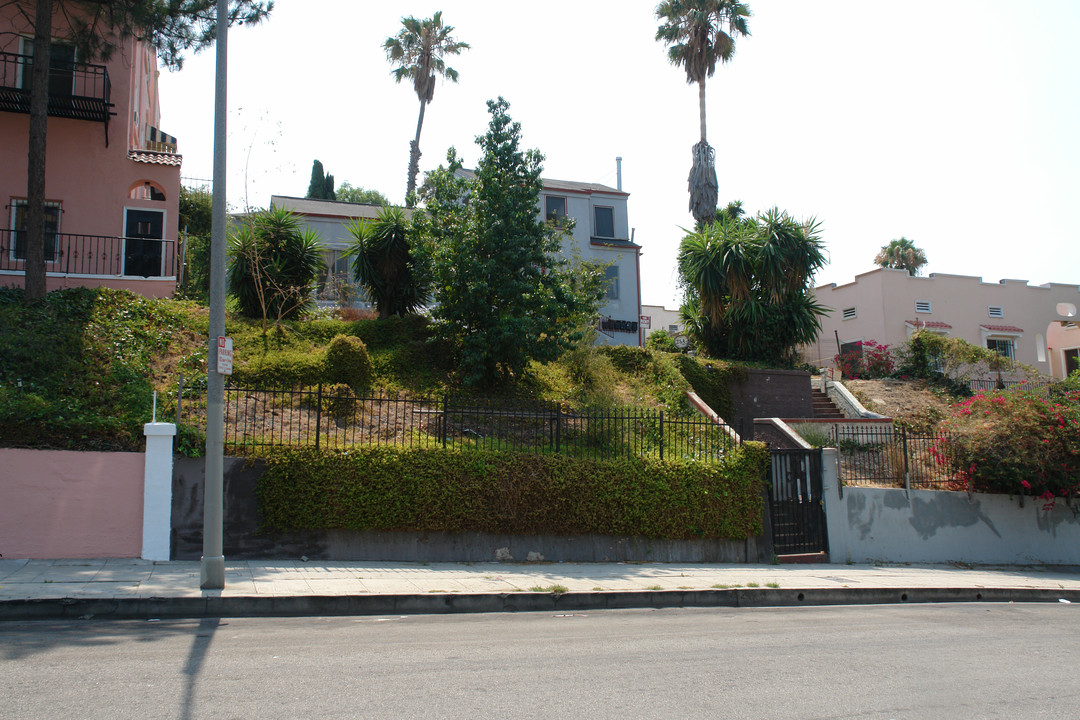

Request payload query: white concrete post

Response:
[142,422,176,561]
[820,447,849,564]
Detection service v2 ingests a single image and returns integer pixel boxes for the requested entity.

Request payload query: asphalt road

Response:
[2,604,1078,719]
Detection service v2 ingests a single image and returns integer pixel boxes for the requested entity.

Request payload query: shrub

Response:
[646,330,678,353]
[256,442,770,540]
[931,389,1080,500]
[833,340,894,379]
[324,334,374,391]
[230,350,325,388]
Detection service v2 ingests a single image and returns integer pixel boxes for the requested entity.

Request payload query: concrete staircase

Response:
[810,388,845,419]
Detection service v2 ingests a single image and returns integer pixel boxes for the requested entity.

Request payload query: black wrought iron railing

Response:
[0,51,112,124]
[173,380,739,462]
[834,424,961,491]
[0,228,176,278]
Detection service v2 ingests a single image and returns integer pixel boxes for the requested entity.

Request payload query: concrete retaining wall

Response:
[0,449,144,558]
[172,456,772,563]
[821,449,1080,565]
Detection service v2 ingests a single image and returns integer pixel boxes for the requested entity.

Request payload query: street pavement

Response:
[1,558,1078,621]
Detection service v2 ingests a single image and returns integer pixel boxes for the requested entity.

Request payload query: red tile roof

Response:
[905,320,953,329]
[129,150,183,166]
[980,324,1024,333]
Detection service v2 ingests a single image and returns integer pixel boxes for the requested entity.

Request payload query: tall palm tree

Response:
[655,0,751,225]
[384,12,470,206]
[875,237,928,276]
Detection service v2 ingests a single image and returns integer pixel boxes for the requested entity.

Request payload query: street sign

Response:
[217,336,233,375]
[674,335,689,350]
[640,315,651,330]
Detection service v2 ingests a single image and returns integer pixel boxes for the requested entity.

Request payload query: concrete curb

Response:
[3,587,1079,622]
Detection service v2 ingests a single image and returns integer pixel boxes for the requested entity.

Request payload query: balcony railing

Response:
[0,229,175,278]
[0,51,113,138]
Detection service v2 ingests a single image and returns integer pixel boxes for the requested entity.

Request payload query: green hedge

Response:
[256,442,769,540]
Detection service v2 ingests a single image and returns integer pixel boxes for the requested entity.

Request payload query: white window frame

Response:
[544,195,567,226]
[985,337,1015,360]
[593,205,615,239]
[604,264,619,300]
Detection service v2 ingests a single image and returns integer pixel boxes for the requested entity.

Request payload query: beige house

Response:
[640,304,683,338]
[805,268,1080,380]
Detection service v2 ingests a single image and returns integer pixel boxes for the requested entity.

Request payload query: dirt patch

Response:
[842,377,957,430]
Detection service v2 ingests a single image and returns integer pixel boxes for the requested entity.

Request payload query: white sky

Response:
[158,0,1080,309]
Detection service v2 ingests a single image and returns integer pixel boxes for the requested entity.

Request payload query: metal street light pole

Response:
[201,0,229,590]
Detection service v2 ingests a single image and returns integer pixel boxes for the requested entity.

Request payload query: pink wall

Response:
[1,6,181,293]
[0,449,144,559]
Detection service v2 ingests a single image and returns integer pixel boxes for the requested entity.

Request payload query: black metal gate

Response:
[768,449,828,556]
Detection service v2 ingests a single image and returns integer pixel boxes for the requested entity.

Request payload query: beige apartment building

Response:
[804,268,1080,380]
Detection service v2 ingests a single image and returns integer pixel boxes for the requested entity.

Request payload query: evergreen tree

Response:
[418,98,605,386]
[306,160,330,199]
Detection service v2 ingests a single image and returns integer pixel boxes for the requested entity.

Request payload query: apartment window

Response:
[545,196,567,225]
[915,300,932,314]
[986,337,1014,359]
[18,37,76,95]
[593,206,615,238]
[842,306,857,320]
[988,305,1004,318]
[9,199,61,262]
[604,265,619,300]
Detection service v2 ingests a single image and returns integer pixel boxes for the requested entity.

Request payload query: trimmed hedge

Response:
[256,442,769,540]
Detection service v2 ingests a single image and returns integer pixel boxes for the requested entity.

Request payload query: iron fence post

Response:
[902,425,911,494]
[659,410,664,461]
[441,394,448,448]
[315,383,322,451]
[555,404,561,454]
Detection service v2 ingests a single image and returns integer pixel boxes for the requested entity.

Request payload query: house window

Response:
[988,305,1004,318]
[986,337,1014,359]
[915,300,932,314]
[9,199,61,262]
[668,324,679,333]
[604,265,619,300]
[545,196,567,225]
[842,306,857,320]
[1065,348,1079,376]
[18,37,76,95]
[593,206,615,238]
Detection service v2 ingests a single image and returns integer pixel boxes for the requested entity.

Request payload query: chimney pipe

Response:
[616,156,622,191]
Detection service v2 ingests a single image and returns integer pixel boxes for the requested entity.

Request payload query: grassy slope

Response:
[0,288,731,451]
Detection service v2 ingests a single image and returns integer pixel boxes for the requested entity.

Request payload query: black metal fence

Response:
[835,424,962,490]
[0,229,176,277]
[175,381,739,463]
[0,51,112,122]
[966,378,1054,394]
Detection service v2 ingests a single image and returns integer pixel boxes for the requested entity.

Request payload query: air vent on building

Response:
[842,307,857,320]
[915,300,932,314]
[988,306,1004,318]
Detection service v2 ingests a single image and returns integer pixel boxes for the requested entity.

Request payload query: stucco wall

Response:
[0,449,144,558]
[806,268,1080,379]
[820,449,1080,564]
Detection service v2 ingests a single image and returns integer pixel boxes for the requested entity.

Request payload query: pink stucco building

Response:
[0,4,180,297]
[805,267,1080,380]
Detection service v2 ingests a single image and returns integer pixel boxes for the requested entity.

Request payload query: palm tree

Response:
[384,12,470,206]
[346,205,431,318]
[875,237,928,276]
[655,0,751,225]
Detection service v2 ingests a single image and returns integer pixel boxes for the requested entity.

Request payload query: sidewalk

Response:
[1,558,1078,621]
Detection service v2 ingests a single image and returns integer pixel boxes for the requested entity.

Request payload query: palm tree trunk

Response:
[24,0,52,301]
[405,100,427,206]
[698,79,707,144]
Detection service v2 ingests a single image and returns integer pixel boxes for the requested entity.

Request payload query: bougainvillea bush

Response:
[931,389,1080,501]
[833,340,895,379]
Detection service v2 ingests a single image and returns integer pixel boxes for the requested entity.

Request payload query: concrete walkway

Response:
[1,558,1078,621]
